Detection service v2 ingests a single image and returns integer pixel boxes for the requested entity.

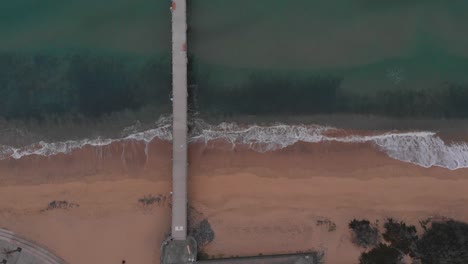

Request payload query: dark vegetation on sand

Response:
[351,218,468,264]
[383,218,419,256]
[417,220,468,264]
[349,219,380,248]
[359,243,402,264]
[188,206,215,260]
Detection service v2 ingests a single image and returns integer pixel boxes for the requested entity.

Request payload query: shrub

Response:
[359,243,402,264]
[349,219,380,248]
[416,221,468,264]
[190,219,215,249]
[383,218,418,255]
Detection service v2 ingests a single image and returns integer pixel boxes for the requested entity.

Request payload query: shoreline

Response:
[196,113,468,135]
[3,113,468,148]
[1,134,468,187]
[2,117,468,172]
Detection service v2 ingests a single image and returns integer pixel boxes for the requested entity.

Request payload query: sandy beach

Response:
[0,179,171,263]
[1,138,468,263]
[3,1,468,263]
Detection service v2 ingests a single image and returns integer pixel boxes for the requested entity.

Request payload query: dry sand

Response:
[0,179,171,264]
[0,139,468,263]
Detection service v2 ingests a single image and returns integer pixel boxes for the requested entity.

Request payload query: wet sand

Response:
[1,139,468,263]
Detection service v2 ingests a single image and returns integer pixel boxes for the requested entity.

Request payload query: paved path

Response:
[171,0,188,241]
[0,229,65,264]
[196,253,318,264]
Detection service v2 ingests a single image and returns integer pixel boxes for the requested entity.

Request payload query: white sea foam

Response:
[190,119,468,170]
[0,116,172,160]
[1,116,468,170]
[190,120,333,152]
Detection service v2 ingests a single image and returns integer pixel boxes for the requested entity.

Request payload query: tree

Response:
[416,221,468,264]
[383,218,418,256]
[359,243,402,264]
[349,219,380,248]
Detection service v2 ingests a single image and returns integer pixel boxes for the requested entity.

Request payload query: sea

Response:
[1,0,468,171]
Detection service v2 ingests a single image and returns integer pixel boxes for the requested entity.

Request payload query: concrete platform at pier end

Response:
[161,237,197,264]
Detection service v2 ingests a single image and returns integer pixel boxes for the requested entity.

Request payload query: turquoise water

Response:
[188,0,468,117]
[0,0,170,53]
[0,0,171,119]
[2,0,468,119]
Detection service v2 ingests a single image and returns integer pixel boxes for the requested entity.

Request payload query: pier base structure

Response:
[161,237,197,264]
[161,0,197,263]
[170,0,188,242]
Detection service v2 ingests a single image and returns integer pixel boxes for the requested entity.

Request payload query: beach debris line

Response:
[316,218,336,232]
[41,200,79,212]
[138,194,168,207]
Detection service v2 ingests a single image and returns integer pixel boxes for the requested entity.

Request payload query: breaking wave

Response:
[0,116,172,160]
[1,116,468,170]
[191,120,468,170]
